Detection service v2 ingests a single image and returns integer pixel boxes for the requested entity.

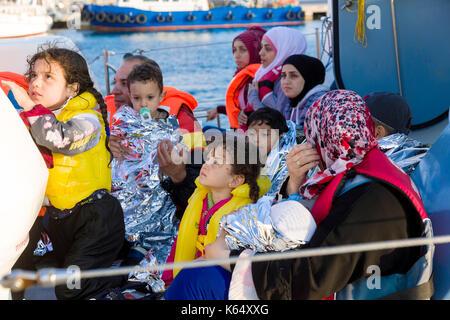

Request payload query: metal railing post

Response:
[315,27,321,58]
[390,0,403,96]
[103,49,111,96]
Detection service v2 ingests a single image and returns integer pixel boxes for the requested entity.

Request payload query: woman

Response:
[164,90,433,300]
[206,26,266,129]
[280,54,329,127]
[246,27,307,118]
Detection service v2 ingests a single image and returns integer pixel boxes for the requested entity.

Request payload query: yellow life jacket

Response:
[45,91,112,210]
[173,175,271,277]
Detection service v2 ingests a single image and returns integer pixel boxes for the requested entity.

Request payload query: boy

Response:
[245,107,297,196]
[112,62,204,219]
[126,62,168,119]
[364,91,412,138]
[364,92,429,175]
[245,107,290,157]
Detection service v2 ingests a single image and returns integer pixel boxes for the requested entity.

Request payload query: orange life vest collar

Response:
[225,64,260,128]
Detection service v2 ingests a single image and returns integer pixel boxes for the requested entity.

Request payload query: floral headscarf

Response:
[299,90,378,199]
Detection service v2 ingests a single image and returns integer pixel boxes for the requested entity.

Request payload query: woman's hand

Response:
[206,108,218,121]
[248,80,259,92]
[238,110,248,126]
[247,81,260,105]
[203,229,231,272]
[1,80,35,111]
[286,144,321,194]
[156,139,187,184]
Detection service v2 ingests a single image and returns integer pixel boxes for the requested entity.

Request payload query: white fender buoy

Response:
[0,90,48,299]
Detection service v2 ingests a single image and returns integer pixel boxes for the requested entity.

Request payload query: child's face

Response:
[28,59,77,111]
[246,121,280,156]
[129,80,164,115]
[233,39,250,70]
[281,64,305,99]
[199,147,237,191]
[259,38,276,68]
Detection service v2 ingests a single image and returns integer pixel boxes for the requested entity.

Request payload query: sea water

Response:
[49,20,331,127]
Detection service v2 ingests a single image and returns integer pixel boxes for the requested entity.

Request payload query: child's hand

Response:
[203,229,231,271]
[286,144,321,194]
[1,80,35,111]
[109,135,131,161]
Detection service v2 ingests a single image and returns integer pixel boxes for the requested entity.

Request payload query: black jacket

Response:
[160,161,202,220]
[251,181,425,300]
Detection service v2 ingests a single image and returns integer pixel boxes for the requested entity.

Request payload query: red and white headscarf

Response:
[299,90,379,199]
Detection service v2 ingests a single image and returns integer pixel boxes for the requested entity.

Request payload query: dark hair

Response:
[25,46,113,162]
[247,107,289,134]
[123,54,160,68]
[207,134,262,203]
[126,62,163,93]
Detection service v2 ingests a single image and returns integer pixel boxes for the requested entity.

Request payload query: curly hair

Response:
[207,133,263,203]
[25,45,113,162]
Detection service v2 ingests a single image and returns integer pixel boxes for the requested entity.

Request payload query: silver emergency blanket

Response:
[220,196,316,252]
[378,133,429,175]
[261,120,298,196]
[111,105,184,266]
[128,250,166,293]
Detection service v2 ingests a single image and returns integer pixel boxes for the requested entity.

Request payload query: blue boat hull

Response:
[332,0,450,129]
[82,5,305,32]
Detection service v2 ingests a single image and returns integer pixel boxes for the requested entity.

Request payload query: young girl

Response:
[206,26,266,129]
[247,26,307,118]
[161,134,271,286]
[281,54,328,127]
[3,47,126,300]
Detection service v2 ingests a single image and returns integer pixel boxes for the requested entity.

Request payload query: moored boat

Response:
[0,0,53,39]
[82,0,305,32]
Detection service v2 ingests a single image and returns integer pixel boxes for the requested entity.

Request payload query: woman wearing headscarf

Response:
[280,54,329,127]
[206,26,266,129]
[246,27,307,118]
[164,90,434,300]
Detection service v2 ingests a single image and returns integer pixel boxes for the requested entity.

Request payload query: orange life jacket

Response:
[161,86,198,114]
[106,86,198,121]
[225,64,260,129]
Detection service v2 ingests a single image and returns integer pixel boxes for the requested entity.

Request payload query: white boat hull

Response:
[0,6,53,39]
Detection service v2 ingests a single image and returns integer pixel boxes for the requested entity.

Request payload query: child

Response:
[161,134,271,286]
[112,62,204,219]
[364,92,429,175]
[109,62,186,267]
[2,47,126,300]
[127,61,167,119]
[245,107,297,196]
[247,27,307,118]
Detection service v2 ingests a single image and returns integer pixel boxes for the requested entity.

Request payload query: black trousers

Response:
[13,193,127,300]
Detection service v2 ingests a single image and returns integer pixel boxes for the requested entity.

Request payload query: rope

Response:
[2,235,449,289]
[87,32,318,66]
[354,0,367,47]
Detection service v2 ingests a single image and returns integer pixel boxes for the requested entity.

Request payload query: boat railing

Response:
[2,234,449,292]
